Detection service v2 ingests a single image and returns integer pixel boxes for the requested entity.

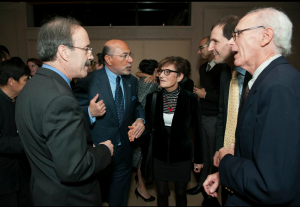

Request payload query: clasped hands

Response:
[203,143,235,197]
[128,119,145,142]
[193,86,206,99]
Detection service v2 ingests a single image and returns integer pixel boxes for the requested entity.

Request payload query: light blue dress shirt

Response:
[42,64,71,88]
[235,67,246,109]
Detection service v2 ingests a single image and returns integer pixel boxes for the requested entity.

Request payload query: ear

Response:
[177,73,184,82]
[104,55,113,66]
[7,77,15,87]
[57,45,70,62]
[261,28,274,47]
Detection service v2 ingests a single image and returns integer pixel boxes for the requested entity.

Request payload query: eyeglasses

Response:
[157,69,180,76]
[232,26,265,41]
[199,45,208,50]
[67,45,93,54]
[108,52,134,60]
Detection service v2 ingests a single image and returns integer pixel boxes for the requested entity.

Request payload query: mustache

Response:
[85,61,91,66]
[126,64,132,68]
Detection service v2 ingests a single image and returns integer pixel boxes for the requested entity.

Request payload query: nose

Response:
[208,42,214,52]
[89,53,94,61]
[198,50,201,55]
[227,37,235,47]
[128,55,133,63]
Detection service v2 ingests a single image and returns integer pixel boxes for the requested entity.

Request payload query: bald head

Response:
[103,39,133,76]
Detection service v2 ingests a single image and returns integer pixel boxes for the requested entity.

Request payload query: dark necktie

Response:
[115,76,124,125]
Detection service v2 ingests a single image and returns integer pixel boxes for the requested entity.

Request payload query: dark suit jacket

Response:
[219,56,300,205]
[15,68,111,206]
[215,65,252,151]
[73,68,145,169]
[145,87,203,164]
[199,62,225,116]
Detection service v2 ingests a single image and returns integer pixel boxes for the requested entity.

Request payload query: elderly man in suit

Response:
[15,16,113,206]
[73,39,145,206]
[204,7,300,206]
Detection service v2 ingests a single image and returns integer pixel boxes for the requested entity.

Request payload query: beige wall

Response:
[1,2,300,85]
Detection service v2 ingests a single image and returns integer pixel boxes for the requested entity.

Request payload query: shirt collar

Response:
[248,54,282,89]
[42,64,71,89]
[208,59,216,69]
[105,65,121,81]
[235,66,246,75]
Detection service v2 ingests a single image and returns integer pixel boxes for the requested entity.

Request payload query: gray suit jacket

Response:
[15,67,111,206]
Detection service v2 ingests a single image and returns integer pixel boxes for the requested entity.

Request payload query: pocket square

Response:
[132,96,136,101]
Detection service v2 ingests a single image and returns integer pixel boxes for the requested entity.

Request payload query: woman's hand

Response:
[194,163,204,173]
[144,75,154,83]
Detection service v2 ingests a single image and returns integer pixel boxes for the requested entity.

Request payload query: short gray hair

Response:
[247,7,293,57]
[37,16,81,62]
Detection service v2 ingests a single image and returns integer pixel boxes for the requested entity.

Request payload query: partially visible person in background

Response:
[10,57,25,65]
[0,45,10,60]
[27,58,43,77]
[135,59,159,84]
[132,59,158,203]
[0,51,8,64]
[95,53,104,70]
[179,59,194,92]
[0,59,31,206]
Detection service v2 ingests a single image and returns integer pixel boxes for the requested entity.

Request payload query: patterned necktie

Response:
[224,70,239,148]
[206,64,211,72]
[115,76,124,125]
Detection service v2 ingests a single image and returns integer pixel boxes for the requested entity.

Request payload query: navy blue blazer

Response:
[73,68,145,169]
[219,56,300,205]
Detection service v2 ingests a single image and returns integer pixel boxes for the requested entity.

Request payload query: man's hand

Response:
[219,143,235,161]
[99,140,114,156]
[128,126,135,142]
[213,151,220,167]
[129,119,145,138]
[89,94,106,117]
[203,172,220,197]
[194,163,204,173]
[193,86,206,99]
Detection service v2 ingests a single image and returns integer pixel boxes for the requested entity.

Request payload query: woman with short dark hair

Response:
[131,56,203,206]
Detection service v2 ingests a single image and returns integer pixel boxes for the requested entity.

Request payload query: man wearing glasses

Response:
[186,36,225,206]
[73,39,145,206]
[15,17,113,206]
[204,7,300,206]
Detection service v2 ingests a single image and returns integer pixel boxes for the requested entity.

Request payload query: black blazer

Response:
[145,87,203,164]
[219,57,300,205]
[73,68,145,169]
[215,65,252,151]
[199,62,225,116]
[15,68,111,206]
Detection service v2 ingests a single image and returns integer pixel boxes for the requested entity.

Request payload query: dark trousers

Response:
[100,145,132,206]
[197,115,218,185]
[0,178,30,206]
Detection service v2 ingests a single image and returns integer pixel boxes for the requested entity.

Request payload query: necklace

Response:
[163,89,179,112]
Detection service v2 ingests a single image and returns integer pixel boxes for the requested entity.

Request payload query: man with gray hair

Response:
[204,7,300,205]
[15,16,113,206]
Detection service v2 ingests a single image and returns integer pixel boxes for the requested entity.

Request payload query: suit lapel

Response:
[96,69,119,122]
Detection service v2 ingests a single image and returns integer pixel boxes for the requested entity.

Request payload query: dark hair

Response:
[158,56,190,77]
[102,45,113,64]
[138,59,158,75]
[27,58,43,67]
[0,45,9,56]
[211,15,240,40]
[96,53,104,65]
[37,16,81,62]
[202,36,210,45]
[10,57,25,65]
[0,51,7,64]
[0,59,30,86]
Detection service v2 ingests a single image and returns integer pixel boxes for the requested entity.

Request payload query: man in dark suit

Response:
[187,36,224,205]
[206,15,252,206]
[73,39,145,206]
[15,17,113,206]
[0,60,30,206]
[204,7,300,206]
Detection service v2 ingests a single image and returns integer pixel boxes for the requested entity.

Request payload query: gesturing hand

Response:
[89,94,106,117]
[129,119,145,139]
[203,172,220,197]
[99,140,114,156]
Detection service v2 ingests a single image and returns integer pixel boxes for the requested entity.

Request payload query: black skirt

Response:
[153,126,191,183]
